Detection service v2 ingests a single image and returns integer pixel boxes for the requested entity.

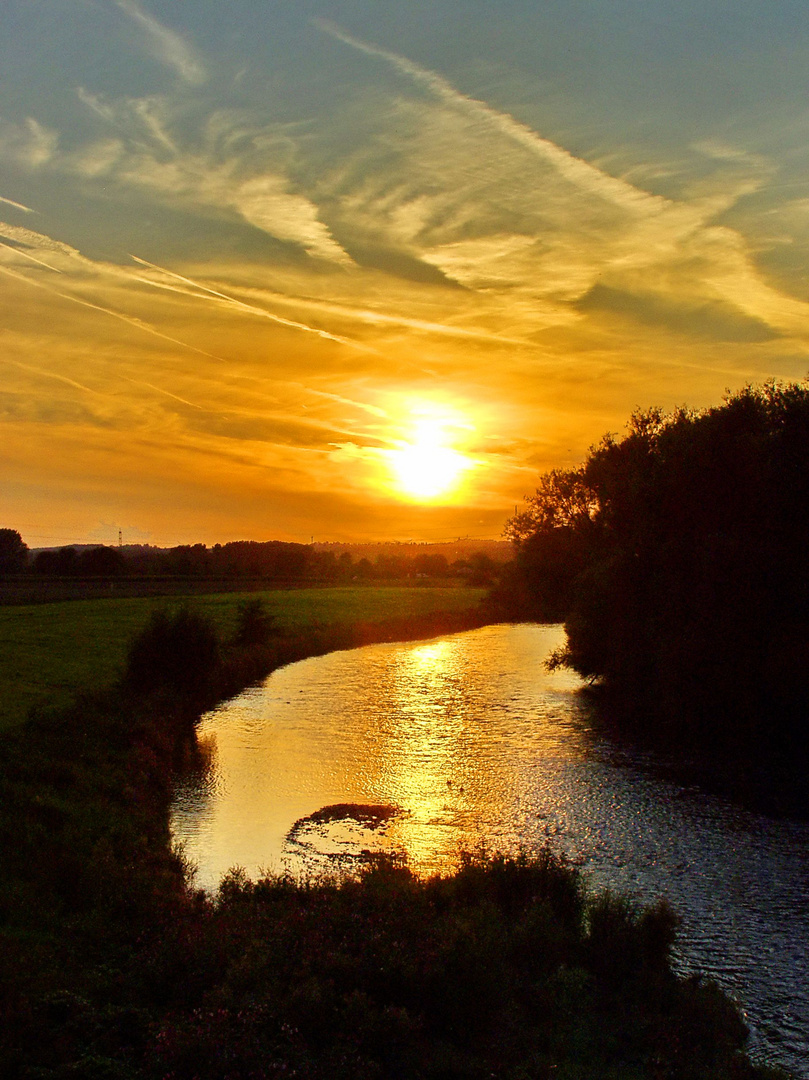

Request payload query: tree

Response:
[33,547,78,576]
[504,468,598,543]
[77,546,125,576]
[233,598,276,647]
[502,468,600,620]
[505,380,809,758]
[0,529,28,575]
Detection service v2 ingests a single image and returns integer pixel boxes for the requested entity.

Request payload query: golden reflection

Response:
[377,636,510,872]
[170,625,585,888]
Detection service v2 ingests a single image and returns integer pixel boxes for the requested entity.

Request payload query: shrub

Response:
[123,606,221,698]
[232,598,276,648]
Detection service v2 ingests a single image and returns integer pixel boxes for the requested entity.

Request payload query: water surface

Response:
[172,624,809,1077]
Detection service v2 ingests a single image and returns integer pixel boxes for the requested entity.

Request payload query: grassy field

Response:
[0,585,486,731]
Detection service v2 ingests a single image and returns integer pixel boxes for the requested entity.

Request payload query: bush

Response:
[123,606,221,698]
[232,598,276,648]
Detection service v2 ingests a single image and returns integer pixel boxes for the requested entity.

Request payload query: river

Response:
[171,623,809,1077]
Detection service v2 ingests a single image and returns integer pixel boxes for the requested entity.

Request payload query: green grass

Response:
[0,586,486,730]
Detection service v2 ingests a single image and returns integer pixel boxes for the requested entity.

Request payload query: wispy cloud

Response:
[115,0,206,85]
[70,93,353,265]
[315,20,809,346]
[315,19,663,216]
[0,118,58,168]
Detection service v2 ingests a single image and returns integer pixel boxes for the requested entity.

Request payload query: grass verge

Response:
[0,585,486,730]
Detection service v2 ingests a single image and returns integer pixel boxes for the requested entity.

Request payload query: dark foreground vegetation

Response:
[0,601,787,1078]
[499,381,809,813]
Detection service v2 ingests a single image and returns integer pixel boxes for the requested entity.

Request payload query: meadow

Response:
[0,585,486,730]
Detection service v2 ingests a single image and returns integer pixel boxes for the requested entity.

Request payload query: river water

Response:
[171,623,809,1077]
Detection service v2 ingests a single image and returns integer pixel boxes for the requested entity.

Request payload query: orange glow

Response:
[386,406,477,502]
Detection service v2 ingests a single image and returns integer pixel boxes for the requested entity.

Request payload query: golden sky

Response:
[2,1,809,544]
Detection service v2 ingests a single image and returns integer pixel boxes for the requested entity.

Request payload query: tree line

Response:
[501,381,809,771]
[0,533,500,585]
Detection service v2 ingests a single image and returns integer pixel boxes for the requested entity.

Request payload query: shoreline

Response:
[0,602,790,1078]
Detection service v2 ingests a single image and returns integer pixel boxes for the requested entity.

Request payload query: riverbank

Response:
[0,603,790,1078]
[0,584,487,730]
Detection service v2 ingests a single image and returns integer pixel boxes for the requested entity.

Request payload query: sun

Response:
[387,410,476,501]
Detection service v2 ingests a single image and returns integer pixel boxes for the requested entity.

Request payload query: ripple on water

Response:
[171,623,809,1077]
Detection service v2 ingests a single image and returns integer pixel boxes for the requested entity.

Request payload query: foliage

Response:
[0,529,28,575]
[504,467,599,542]
[123,606,222,700]
[504,381,809,773]
[33,545,125,577]
[232,597,276,647]
[24,538,506,586]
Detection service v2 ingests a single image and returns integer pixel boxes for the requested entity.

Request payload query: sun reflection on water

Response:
[172,624,587,884]
[170,625,809,1078]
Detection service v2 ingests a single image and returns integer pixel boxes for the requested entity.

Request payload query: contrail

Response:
[129,254,374,351]
[0,195,35,213]
[215,281,528,345]
[124,376,208,410]
[0,241,62,272]
[0,262,228,362]
[294,384,389,418]
[3,335,225,417]
[4,355,108,398]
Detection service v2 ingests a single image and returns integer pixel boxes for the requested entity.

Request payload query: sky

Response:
[3,0,809,546]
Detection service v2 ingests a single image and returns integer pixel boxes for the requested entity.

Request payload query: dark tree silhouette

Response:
[33,546,79,576]
[0,529,28,575]
[124,607,221,698]
[506,381,809,761]
[233,597,276,647]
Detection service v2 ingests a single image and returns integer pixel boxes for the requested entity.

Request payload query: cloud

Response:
[70,93,353,265]
[314,22,809,346]
[315,19,663,216]
[578,283,776,342]
[0,389,113,428]
[76,88,177,155]
[0,118,58,168]
[115,0,206,85]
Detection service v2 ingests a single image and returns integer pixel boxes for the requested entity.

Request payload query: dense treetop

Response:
[504,381,809,763]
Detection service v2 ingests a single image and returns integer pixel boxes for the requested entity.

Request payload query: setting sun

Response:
[388,413,476,501]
